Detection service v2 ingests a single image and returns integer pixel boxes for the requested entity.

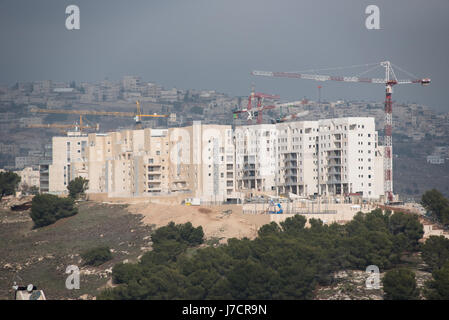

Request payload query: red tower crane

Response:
[243,86,280,124]
[251,61,430,203]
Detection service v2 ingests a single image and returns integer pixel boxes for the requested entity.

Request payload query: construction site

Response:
[18,61,432,225]
[2,60,446,300]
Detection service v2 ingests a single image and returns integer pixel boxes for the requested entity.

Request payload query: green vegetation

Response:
[29,194,78,228]
[81,246,113,266]
[20,183,40,196]
[0,202,153,299]
[0,171,21,200]
[67,177,89,200]
[424,263,449,299]
[421,236,449,271]
[151,221,204,247]
[421,235,449,299]
[99,210,424,300]
[29,186,40,195]
[382,268,419,300]
[421,189,449,226]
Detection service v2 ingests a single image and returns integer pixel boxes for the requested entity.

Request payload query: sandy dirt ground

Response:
[126,203,270,243]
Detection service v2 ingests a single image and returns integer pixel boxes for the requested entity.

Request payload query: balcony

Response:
[243,164,256,170]
[328,159,342,166]
[285,169,298,177]
[284,153,297,161]
[148,173,161,181]
[328,169,341,175]
[148,181,161,190]
[148,165,162,172]
[327,178,342,184]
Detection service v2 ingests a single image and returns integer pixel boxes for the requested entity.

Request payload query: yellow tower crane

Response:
[30,101,168,130]
[27,115,99,134]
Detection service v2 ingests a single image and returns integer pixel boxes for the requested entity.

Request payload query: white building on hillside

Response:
[234,124,278,193]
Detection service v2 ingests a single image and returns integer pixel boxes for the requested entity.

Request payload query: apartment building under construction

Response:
[47,117,386,200]
[49,121,237,201]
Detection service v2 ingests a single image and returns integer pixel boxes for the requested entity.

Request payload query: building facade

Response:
[47,117,385,200]
[234,124,277,193]
[14,166,40,190]
[48,122,236,201]
[48,132,88,193]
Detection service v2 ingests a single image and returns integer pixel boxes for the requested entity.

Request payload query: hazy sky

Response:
[1,0,448,112]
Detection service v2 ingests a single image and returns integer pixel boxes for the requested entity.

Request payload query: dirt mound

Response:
[126,203,270,242]
[1,195,34,211]
[11,202,32,211]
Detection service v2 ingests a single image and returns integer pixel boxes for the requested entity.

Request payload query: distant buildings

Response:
[122,76,141,92]
[427,155,445,165]
[426,146,448,164]
[15,156,42,169]
[14,166,40,190]
[32,80,52,95]
[160,88,178,103]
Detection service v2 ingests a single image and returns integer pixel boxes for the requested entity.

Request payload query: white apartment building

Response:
[316,118,384,199]
[238,117,385,199]
[48,132,88,194]
[276,121,319,196]
[14,166,40,190]
[46,117,385,200]
[170,121,236,200]
[234,124,278,193]
[122,76,142,92]
[48,122,236,201]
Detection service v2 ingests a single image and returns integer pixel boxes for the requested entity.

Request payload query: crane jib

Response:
[252,70,428,86]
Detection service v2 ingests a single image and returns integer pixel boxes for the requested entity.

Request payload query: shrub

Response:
[151,222,204,247]
[421,189,449,226]
[81,246,112,266]
[112,263,142,284]
[29,194,78,228]
[422,236,449,271]
[67,177,89,200]
[0,171,21,200]
[424,262,449,300]
[383,268,420,300]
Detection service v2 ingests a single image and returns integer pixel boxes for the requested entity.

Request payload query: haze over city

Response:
[0,0,448,111]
